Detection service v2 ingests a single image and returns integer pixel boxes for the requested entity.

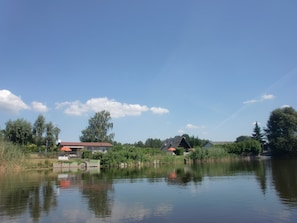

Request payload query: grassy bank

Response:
[1,139,243,172]
[0,139,26,172]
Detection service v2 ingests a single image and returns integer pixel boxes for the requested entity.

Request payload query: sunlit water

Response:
[0,158,297,223]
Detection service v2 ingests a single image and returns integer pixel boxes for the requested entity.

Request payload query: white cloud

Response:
[243,94,275,104]
[150,107,169,114]
[186,123,205,129]
[56,97,169,118]
[261,94,275,100]
[243,99,258,104]
[281,104,291,108]
[0,89,29,113]
[31,101,48,112]
[177,129,185,134]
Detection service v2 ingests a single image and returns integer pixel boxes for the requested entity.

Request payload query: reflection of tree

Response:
[255,160,268,195]
[80,173,114,218]
[0,172,57,222]
[271,159,297,207]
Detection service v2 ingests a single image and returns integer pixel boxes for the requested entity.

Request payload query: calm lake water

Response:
[1,158,297,223]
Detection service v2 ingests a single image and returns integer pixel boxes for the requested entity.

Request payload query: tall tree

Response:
[45,122,55,151]
[32,115,46,149]
[80,111,114,142]
[252,122,265,144]
[5,119,32,145]
[265,107,297,155]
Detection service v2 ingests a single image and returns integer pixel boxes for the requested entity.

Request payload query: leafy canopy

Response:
[265,107,297,155]
[80,110,114,142]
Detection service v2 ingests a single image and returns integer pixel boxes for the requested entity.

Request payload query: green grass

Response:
[0,139,26,171]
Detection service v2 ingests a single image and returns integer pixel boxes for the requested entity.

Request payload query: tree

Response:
[80,111,114,142]
[45,122,56,151]
[235,135,251,143]
[265,107,297,155]
[144,138,162,148]
[5,119,32,145]
[252,122,265,144]
[32,114,46,150]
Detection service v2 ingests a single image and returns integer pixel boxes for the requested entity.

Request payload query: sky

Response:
[1,0,297,144]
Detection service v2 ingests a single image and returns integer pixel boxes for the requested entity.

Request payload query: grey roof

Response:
[160,136,192,151]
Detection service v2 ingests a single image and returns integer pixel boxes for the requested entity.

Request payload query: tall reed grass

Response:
[0,139,26,171]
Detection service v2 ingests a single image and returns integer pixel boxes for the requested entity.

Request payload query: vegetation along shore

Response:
[1,107,297,171]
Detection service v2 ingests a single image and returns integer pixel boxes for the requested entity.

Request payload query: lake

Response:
[0,158,297,223]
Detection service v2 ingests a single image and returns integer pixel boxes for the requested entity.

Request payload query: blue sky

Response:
[1,0,297,143]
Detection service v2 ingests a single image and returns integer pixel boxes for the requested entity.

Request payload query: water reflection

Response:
[0,171,58,223]
[0,159,297,223]
[271,159,297,207]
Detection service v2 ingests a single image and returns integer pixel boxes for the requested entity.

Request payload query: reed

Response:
[0,139,26,172]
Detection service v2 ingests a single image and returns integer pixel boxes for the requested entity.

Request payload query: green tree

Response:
[144,138,162,148]
[5,119,32,145]
[32,114,46,150]
[80,111,114,142]
[252,122,265,144]
[182,134,209,147]
[235,135,251,143]
[265,107,297,155]
[45,122,57,151]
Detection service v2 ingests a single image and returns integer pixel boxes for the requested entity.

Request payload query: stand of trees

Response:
[265,107,297,155]
[1,107,297,156]
[2,114,60,152]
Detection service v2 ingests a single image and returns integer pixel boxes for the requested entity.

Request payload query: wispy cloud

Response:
[243,94,275,104]
[32,101,48,112]
[186,123,205,129]
[56,97,169,118]
[0,89,29,113]
[150,107,169,115]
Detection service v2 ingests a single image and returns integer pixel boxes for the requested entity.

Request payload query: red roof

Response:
[59,142,113,147]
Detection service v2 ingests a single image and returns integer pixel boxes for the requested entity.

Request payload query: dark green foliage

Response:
[182,134,209,147]
[175,148,184,155]
[32,114,46,147]
[86,146,166,167]
[223,139,261,155]
[252,122,265,144]
[82,150,92,159]
[265,107,297,155]
[5,119,33,145]
[144,138,162,148]
[32,115,60,151]
[80,111,114,142]
[189,147,229,160]
[235,135,252,143]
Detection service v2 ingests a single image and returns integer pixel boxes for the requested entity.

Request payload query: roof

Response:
[160,136,192,151]
[59,142,113,147]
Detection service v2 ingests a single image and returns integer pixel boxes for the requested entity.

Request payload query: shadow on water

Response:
[0,158,297,222]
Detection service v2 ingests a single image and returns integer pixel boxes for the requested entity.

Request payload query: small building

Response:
[58,142,113,158]
[160,136,192,153]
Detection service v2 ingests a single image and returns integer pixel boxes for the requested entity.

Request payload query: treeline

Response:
[114,134,209,149]
[0,114,60,152]
[1,107,297,157]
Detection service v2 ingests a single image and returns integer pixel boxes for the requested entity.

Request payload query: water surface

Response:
[0,158,297,223]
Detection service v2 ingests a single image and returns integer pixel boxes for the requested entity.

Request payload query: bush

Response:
[189,147,229,160]
[82,150,92,159]
[223,140,261,155]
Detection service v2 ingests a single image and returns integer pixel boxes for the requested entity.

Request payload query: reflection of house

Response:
[160,136,192,152]
[58,142,113,158]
